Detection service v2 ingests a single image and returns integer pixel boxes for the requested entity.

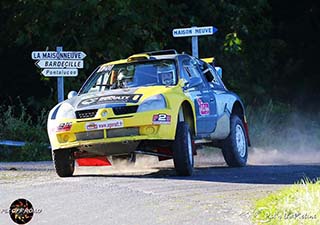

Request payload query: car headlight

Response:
[137,94,166,112]
[55,103,76,119]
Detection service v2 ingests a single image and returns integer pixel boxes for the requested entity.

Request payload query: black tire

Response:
[172,122,194,176]
[53,149,75,177]
[222,115,248,167]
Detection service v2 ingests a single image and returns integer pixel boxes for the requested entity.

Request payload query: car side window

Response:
[207,67,219,85]
[198,61,215,83]
[207,65,226,90]
[181,58,205,88]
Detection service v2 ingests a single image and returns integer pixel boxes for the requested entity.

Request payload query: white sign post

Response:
[32,47,86,103]
[172,26,218,58]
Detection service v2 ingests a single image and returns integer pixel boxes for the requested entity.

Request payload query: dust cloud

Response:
[76,146,319,176]
[76,155,172,175]
[248,147,320,165]
[247,112,320,165]
[77,111,320,175]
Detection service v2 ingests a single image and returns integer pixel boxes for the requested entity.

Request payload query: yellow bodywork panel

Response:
[48,85,196,151]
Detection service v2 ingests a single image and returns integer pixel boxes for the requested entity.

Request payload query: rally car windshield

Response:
[80,60,177,94]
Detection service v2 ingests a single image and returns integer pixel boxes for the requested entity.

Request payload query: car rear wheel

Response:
[53,149,75,177]
[222,115,248,167]
[172,122,194,176]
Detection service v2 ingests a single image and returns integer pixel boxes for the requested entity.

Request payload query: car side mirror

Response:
[188,77,202,89]
[215,67,222,78]
[67,91,78,99]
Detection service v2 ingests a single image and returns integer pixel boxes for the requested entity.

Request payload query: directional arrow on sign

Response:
[35,60,84,69]
[32,51,86,60]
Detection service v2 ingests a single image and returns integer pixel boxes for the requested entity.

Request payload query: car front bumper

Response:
[48,108,177,154]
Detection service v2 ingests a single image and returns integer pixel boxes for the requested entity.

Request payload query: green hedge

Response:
[0,104,51,161]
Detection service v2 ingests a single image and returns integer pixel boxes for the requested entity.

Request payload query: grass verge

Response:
[252,179,320,225]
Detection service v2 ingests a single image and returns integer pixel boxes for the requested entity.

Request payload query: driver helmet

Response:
[158,64,175,85]
[117,69,133,87]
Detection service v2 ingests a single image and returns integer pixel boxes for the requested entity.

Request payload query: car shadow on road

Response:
[176,164,320,185]
[74,164,320,185]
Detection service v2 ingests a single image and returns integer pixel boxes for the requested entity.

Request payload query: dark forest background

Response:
[0,0,319,113]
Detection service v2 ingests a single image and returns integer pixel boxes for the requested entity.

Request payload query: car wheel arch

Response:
[231,101,245,120]
[231,100,250,145]
[177,101,196,136]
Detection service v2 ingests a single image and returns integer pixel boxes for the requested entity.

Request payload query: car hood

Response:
[63,86,172,111]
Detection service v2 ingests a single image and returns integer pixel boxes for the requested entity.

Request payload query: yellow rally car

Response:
[47,50,250,177]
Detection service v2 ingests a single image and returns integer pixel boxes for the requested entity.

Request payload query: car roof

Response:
[100,49,214,67]
[101,50,180,67]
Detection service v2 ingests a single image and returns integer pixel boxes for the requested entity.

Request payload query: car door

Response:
[179,56,217,135]
[205,64,230,119]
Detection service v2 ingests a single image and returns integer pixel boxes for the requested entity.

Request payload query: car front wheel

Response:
[222,115,248,167]
[172,122,194,176]
[53,149,75,177]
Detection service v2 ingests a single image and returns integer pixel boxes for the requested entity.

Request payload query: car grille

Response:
[75,128,139,141]
[112,106,138,115]
[76,109,98,119]
[75,130,104,141]
[107,127,139,138]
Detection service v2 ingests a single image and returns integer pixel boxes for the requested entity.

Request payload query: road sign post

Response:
[56,46,64,103]
[191,31,199,58]
[32,47,86,103]
[172,26,218,57]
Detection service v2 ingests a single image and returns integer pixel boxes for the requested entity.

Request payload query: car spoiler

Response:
[201,57,223,78]
[201,57,214,64]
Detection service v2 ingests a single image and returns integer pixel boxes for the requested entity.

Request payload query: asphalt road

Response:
[0,150,319,225]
